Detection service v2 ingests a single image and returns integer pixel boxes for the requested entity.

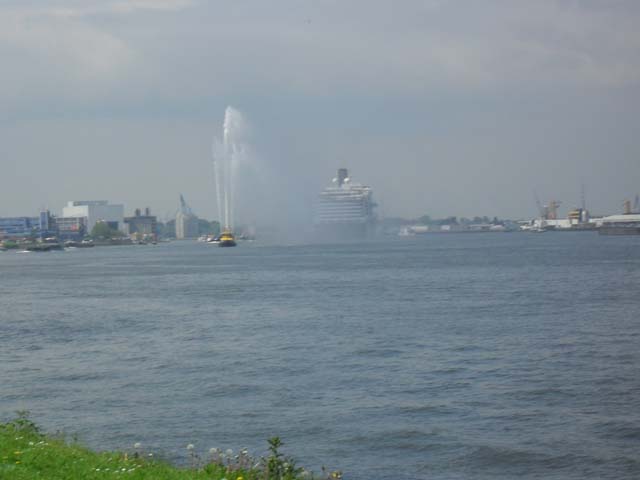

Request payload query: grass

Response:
[0,413,342,480]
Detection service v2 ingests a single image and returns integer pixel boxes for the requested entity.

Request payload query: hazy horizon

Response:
[2,1,639,227]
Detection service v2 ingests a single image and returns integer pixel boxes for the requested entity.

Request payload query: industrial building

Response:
[62,200,124,233]
[124,208,158,240]
[56,216,87,240]
[0,217,38,238]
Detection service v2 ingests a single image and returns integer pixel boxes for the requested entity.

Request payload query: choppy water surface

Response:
[1,233,639,479]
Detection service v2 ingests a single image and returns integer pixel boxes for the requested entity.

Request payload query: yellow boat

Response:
[218,230,237,247]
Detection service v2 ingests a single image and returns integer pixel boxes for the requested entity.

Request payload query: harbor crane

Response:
[178,194,195,216]
[533,191,561,219]
[622,195,640,215]
[546,200,561,220]
[534,191,545,218]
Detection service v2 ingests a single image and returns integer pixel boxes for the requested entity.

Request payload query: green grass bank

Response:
[0,415,341,480]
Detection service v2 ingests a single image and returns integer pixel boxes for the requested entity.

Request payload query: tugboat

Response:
[218,230,237,247]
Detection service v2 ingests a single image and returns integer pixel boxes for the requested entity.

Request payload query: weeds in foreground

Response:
[0,412,342,480]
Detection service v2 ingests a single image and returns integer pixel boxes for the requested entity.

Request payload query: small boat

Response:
[218,230,237,247]
[64,240,95,248]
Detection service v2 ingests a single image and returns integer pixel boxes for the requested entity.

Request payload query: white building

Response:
[176,211,199,239]
[600,213,640,225]
[62,201,124,233]
[533,218,572,229]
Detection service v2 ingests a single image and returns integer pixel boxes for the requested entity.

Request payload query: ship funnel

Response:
[337,168,348,187]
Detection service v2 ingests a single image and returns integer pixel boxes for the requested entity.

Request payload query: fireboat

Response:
[218,230,237,247]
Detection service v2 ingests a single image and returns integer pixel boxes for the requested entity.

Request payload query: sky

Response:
[1,0,639,229]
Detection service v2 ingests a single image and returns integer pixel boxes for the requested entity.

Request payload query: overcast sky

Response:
[1,0,639,226]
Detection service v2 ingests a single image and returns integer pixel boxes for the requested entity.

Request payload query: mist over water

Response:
[211,106,317,243]
[1,233,639,479]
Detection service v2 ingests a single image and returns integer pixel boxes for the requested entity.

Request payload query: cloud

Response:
[1,0,639,117]
[107,0,196,14]
[117,0,640,105]
[0,0,196,111]
[1,12,130,76]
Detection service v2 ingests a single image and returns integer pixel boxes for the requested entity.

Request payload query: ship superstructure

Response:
[314,169,376,239]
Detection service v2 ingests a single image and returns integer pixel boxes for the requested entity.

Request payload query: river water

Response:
[1,233,639,479]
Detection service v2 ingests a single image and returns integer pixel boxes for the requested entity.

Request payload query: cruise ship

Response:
[314,169,376,240]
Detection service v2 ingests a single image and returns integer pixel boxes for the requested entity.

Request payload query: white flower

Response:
[187,444,195,451]
[210,448,218,455]
[133,442,141,449]
[225,449,233,457]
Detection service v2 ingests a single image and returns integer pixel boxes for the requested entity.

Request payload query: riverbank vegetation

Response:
[0,413,341,480]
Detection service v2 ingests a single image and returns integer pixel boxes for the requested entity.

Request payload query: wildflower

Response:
[225,449,233,457]
[133,443,141,449]
[236,476,244,480]
[187,444,195,451]
[148,453,153,457]
[210,448,218,455]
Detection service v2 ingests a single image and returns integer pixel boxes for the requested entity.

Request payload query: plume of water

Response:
[212,138,224,226]
[212,106,248,231]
